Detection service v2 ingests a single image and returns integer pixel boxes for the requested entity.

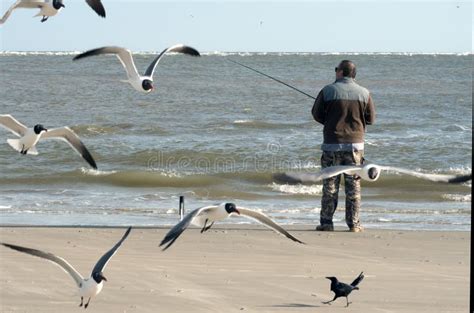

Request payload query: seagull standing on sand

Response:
[1,227,132,309]
[323,271,364,307]
[160,202,304,250]
[0,0,106,24]
[274,163,472,184]
[0,114,97,169]
[73,44,200,93]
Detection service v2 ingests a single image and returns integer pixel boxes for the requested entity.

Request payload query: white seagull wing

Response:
[91,227,132,276]
[0,114,28,137]
[236,207,304,244]
[73,46,140,81]
[1,242,84,287]
[144,44,200,78]
[379,166,472,183]
[0,0,22,24]
[85,0,106,17]
[1,0,49,24]
[41,127,97,169]
[159,205,216,251]
[15,0,46,8]
[273,165,362,184]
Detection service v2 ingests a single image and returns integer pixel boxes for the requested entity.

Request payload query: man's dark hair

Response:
[338,60,357,78]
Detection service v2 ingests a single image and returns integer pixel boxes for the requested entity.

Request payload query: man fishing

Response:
[312,60,376,232]
[229,58,376,232]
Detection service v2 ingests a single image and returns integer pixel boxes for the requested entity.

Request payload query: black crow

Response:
[323,271,364,307]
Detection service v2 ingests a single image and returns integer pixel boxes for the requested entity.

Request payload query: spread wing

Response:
[236,208,304,244]
[0,114,28,137]
[379,166,472,184]
[273,166,362,184]
[41,127,97,169]
[91,227,132,276]
[0,0,50,24]
[16,0,47,8]
[74,46,140,81]
[144,44,200,78]
[0,0,21,24]
[85,0,105,17]
[350,271,364,287]
[159,206,216,251]
[1,242,83,287]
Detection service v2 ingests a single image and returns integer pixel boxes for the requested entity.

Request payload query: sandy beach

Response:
[0,226,470,313]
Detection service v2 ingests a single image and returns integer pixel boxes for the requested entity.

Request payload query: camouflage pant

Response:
[320,150,364,228]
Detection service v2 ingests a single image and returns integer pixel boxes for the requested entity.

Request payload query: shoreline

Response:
[0,223,471,231]
[0,226,470,312]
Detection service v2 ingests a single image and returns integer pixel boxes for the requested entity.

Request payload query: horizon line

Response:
[0,50,472,56]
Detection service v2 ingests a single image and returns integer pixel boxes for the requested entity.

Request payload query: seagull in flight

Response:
[0,0,106,24]
[273,163,472,184]
[1,227,132,309]
[73,44,200,93]
[160,202,304,251]
[323,272,364,307]
[0,114,97,169]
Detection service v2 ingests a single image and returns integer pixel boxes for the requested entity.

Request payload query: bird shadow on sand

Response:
[264,303,321,308]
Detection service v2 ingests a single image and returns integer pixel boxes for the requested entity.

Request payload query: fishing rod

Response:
[227,58,316,100]
[179,195,184,221]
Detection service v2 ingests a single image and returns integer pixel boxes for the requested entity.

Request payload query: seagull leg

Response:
[79,297,83,307]
[41,16,48,22]
[203,222,214,232]
[200,219,209,233]
[84,297,91,309]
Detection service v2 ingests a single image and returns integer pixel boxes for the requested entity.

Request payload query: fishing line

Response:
[227,58,316,100]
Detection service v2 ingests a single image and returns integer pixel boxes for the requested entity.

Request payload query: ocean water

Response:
[0,52,471,230]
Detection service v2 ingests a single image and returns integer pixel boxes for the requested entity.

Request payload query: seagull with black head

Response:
[0,114,98,169]
[1,227,132,309]
[160,202,304,250]
[0,0,106,24]
[73,44,200,94]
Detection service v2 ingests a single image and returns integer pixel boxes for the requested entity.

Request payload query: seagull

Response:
[160,202,304,251]
[0,114,97,169]
[323,272,364,307]
[273,163,472,184]
[73,44,200,93]
[0,0,106,24]
[1,227,132,309]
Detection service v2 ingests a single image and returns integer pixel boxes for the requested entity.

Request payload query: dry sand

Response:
[0,226,470,313]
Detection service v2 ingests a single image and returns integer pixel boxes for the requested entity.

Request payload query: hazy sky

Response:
[0,0,472,52]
